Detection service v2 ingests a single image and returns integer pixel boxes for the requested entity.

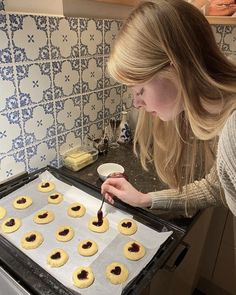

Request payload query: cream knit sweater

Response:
[149,111,236,217]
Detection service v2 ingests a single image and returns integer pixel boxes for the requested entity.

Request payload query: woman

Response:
[101,0,236,217]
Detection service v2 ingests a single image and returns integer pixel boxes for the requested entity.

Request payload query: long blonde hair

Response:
[108,0,236,189]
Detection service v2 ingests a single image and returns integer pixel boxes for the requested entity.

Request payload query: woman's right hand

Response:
[101,177,152,208]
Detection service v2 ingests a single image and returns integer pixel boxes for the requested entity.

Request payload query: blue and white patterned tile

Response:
[211,25,224,48]
[53,59,80,99]
[222,26,236,53]
[56,96,81,135]
[16,62,52,107]
[0,14,12,64]
[26,139,57,172]
[0,111,24,155]
[58,129,82,155]
[104,20,123,54]
[49,17,79,59]
[9,14,49,62]
[122,85,133,110]
[21,103,55,145]
[83,121,103,140]
[0,0,5,11]
[80,18,103,56]
[0,150,26,183]
[104,56,119,88]
[81,57,103,93]
[104,86,122,117]
[0,66,18,113]
[82,91,103,126]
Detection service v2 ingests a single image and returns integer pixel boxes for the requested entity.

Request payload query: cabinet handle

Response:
[164,241,189,272]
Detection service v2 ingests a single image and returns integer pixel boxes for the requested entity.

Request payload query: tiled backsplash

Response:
[0,0,235,182]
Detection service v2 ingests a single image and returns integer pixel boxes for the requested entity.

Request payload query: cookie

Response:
[37,181,55,193]
[13,196,33,209]
[21,231,44,249]
[73,266,94,288]
[123,240,146,261]
[47,248,69,267]
[88,216,109,233]
[33,209,54,224]
[118,219,137,236]
[0,206,6,220]
[106,262,129,284]
[78,239,98,256]
[67,202,86,218]
[48,192,63,204]
[55,225,74,242]
[1,217,21,233]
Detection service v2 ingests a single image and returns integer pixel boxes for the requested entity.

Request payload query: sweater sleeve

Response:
[149,163,226,217]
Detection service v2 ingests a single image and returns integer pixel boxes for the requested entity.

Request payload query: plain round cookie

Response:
[118,219,137,236]
[0,206,6,220]
[13,196,33,209]
[106,262,129,284]
[33,209,54,224]
[47,248,69,267]
[55,225,74,242]
[48,192,63,204]
[73,266,94,288]
[67,202,86,218]
[123,240,146,261]
[88,216,109,233]
[1,217,22,233]
[37,181,55,193]
[78,239,98,256]
[21,231,44,249]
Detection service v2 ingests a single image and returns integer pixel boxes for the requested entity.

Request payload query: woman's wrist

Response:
[138,193,152,208]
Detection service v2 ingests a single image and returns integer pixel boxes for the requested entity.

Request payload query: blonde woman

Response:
[101,0,236,217]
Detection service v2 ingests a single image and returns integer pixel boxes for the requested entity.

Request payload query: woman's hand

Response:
[101,177,152,208]
[206,0,236,16]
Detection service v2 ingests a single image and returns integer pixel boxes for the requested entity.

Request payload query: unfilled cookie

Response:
[78,239,98,256]
[37,181,55,193]
[55,225,74,242]
[67,202,86,218]
[33,209,54,224]
[21,231,44,249]
[47,248,69,267]
[106,262,129,284]
[0,206,6,220]
[1,217,22,233]
[73,266,94,288]
[123,240,146,261]
[13,196,33,209]
[118,219,137,236]
[88,216,109,233]
[48,192,63,204]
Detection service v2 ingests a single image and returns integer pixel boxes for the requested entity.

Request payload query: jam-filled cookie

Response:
[123,240,146,261]
[106,262,129,284]
[78,239,98,256]
[0,206,6,220]
[67,202,86,218]
[37,181,55,193]
[33,209,54,224]
[118,219,137,236]
[1,217,22,233]
[13,196,33,209]
[55,225,74,242]
[72,266,94,288]
[21,231,44,249]
[48,192,63,204]
[47,248,69,267]
[88,216,109,233]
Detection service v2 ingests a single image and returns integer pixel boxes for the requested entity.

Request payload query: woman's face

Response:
[131,76,184,121]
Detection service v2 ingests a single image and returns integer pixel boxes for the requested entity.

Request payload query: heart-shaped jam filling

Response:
[128,242,140,252]
[17,198,27,204]
[6,219,15,227]
[121,222,132,228]
[51,252,61,259]
[59,229,69,236]
[26,234,36,242]
[111,266,121,275]
[82,241,92,249]
[92,220,103,227]
[72,206,81,211]
[77,270,88,280]
[50,194,59,199]
[41,182,50,188]
[38,212,48,219]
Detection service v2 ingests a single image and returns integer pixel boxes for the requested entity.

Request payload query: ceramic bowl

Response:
[97,163,125,181]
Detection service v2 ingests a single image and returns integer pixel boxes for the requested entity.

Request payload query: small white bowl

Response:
[97,163,125,181]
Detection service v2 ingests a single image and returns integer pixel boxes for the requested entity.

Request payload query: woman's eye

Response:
[136,88,144,96]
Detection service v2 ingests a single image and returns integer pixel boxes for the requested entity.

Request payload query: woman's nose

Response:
[133,97,145,108]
